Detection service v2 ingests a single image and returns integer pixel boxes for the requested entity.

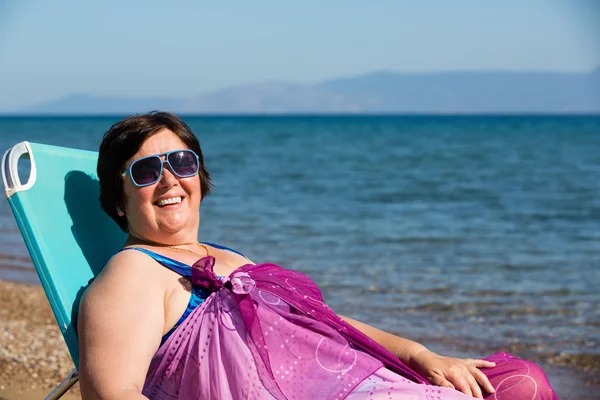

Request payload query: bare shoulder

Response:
[78,249,166,398]
[94,248,160,284]
[80,248,164,312]
[78,248,166,357]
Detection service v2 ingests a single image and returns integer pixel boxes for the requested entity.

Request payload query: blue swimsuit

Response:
[122,242,246,343]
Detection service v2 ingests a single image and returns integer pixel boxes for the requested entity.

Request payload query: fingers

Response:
[450,376,474,398]
[429,375,455,391]
[466,358,496,369]
[444,366,488,399]
[465,371,484,399]
[471,367,496,395]
[465,358,497,394]
[428,357,498,398]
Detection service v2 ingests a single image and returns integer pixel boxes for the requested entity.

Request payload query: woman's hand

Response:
[408,350,496,399]
[338,315,497,398]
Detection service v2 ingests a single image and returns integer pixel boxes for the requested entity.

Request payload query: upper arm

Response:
[78,251,166,399]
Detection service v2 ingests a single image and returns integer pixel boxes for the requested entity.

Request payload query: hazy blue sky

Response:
[1,0,598,110]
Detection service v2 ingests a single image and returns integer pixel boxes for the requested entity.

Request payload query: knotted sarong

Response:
[142,257,558,399]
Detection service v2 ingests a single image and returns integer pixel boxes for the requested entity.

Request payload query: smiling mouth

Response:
[155,196,183,207]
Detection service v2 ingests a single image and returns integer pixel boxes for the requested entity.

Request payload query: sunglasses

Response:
[121,149,200,187]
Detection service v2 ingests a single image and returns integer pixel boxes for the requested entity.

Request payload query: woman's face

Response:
[119,129,202,244]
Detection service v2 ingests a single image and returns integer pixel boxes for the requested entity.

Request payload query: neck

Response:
[126,235,210,258]
[126,234,199,248]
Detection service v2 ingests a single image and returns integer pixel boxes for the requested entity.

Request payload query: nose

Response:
[158,161,179,187]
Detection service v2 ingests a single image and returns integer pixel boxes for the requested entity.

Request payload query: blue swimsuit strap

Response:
[119,243,245,343]
[123,247,194,276]
[117,242,247,276]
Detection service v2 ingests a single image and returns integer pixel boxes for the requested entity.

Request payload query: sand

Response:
[0,280,80,400]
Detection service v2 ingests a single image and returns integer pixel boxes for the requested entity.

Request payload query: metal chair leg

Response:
[44,369,79,400]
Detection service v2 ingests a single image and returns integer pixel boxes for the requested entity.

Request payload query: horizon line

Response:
[1,112,599,118]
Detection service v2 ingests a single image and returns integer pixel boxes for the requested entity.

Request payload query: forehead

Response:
[134,129,189,158]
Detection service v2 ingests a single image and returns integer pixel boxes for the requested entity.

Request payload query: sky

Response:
[0,0,599,110]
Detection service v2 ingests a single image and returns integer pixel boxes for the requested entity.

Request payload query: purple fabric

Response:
[479,352,558,400]
[350,359,558,400]
[142,257,558,399]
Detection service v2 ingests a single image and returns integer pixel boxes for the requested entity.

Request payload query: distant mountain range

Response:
[13,68,600,114]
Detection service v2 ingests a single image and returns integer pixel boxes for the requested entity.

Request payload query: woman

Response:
[78,111,557,399]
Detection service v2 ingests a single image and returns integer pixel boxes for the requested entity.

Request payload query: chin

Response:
[160,223,189,234]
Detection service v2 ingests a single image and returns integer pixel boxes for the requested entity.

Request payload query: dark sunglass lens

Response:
[169,151,198,177]
[131,157,162,185]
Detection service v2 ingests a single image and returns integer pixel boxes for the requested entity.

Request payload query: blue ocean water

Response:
[1,115,599,394]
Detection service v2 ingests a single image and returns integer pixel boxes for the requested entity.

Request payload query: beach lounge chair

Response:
[2,141,126,399]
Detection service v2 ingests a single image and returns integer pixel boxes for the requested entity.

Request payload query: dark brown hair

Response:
[97,111,212,232]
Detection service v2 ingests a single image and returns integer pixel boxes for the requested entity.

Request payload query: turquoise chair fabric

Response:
[2,141,126,368]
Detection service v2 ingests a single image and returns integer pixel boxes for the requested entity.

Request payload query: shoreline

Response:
[0,278,597,399]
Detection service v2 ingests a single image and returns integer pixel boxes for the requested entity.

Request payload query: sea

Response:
[0,115,599,398]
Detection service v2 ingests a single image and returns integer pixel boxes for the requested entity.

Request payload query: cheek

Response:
[122,186,153,215]
[183,178,202,198]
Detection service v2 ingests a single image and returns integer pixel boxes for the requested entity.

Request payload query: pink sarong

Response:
[142,257,558,399]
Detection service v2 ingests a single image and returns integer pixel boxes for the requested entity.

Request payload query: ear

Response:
[117,206,125,217]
